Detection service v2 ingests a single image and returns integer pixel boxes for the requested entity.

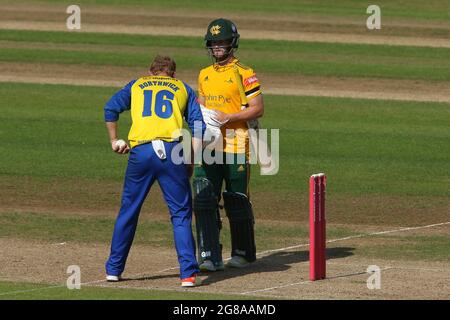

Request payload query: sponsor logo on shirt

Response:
[205,94,231,104]
[244,74,258,87]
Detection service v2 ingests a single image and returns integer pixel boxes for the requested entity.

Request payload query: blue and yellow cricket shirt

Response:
[104,76,204,148]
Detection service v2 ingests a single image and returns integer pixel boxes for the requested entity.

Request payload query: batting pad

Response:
[223,191,256,262]
[193,178,222,264]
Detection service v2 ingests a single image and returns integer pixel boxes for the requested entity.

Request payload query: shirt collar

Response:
[213,57,239,71]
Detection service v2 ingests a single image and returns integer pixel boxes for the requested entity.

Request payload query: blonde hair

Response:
[149,55,176,77]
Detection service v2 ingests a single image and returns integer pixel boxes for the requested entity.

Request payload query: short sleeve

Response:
[241,68,261,100]
[197,70,206,98]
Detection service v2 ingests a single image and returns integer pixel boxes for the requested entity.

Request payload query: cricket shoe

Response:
[199,260,225,272]
[181,274,202,287]
[106,275,122,282]
[226,256,250,268]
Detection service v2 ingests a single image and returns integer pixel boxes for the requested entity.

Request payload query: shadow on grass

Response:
[200,247,355,286]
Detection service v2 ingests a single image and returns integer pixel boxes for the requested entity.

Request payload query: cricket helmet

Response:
[204,18,240,49]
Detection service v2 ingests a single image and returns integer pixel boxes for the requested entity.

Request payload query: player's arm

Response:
[215,94,264,124]
[215,69,264,124]
[183,82,206,168]
[103,80,136,154]
[224,94,263,123]
[105,122,128,154]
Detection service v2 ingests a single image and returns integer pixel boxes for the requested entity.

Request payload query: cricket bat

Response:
[233,65,275,175]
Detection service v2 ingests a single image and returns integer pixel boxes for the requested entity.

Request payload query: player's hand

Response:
[213,110,231,125]
[200,105,222,128]
[111,139,130,154]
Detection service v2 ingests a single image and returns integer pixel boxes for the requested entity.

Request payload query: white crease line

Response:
[241,267,393,295]
[365,221,450,235]
[327,262,450,273]
[0,264,188,297]
[0,277,120,297]
[256,221,450,257]
[389,266,450,272]
[241,280,311,295]
[92,283,186,293]
[256,243,310,257]
[92,283,247,296]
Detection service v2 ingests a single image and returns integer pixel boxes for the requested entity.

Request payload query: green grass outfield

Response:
[2,30,450,81]
[1,82,449,197]
[12,0,450,21]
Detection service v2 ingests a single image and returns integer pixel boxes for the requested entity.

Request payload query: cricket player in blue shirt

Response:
[103,55,205,287]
